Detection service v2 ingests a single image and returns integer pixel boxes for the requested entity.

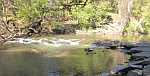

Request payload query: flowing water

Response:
[0,34,150,76]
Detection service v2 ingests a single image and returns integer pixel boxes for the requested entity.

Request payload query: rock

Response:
[143,65,150,76]
[129,58,150,66]
[120,42,137,50]
[132,52,150,58]
[84,48,95,55]
[89,40,121,49]
[110,64,127,74]
[135,42,150,47]
[95,41,150,75]
[127,69,142,76]
[130,47,150,52]
[110,64,142,76]
[123,47,150,55]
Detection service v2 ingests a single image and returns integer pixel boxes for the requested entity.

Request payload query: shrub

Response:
[71,1,114,30]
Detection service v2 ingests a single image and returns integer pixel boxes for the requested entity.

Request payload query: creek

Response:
[0,34,150,76]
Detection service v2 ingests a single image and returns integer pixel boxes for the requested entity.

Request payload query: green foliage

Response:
[125,0,150,34]
[1,0,150,34]
[71,4,95,29]
[142,1,150,33]
[15,0,48,21]
[124,20,144,33]
[132,0,142,17]
[144,15,150,33]
[71,1,114,29]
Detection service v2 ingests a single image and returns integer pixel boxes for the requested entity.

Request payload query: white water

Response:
[7,38,80,47]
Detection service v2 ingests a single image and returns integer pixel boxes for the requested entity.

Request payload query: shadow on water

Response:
[0,51,49,76]
[0,43,49,76]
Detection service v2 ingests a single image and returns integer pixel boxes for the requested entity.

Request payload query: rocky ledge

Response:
[85,40,150,76]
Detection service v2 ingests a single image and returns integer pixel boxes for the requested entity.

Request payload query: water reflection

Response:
[0,51,49,76]
[1,34,143,76]
[0,43,114,76]
[52,48,114,76]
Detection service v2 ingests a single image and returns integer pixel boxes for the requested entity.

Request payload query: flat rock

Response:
[132,52,150,58]
[127,69,142,76]
[143,65,150,76]
[130,47,150,52]
[129,58,150,66]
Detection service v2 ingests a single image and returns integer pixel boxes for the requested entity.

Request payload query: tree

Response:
[118,0,133,34]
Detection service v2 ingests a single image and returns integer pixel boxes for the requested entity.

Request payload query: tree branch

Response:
[61,0,89,10]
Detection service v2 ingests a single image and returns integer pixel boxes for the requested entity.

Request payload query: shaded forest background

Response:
[0,0,150,43]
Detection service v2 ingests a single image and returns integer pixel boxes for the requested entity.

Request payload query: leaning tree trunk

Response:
[118,0,133,34]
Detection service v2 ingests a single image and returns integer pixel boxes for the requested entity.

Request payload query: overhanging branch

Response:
[61,0,89,10]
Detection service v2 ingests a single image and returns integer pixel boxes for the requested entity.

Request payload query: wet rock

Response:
[143,65,150,76]
[86,40,150,75]
[121,41,150,51]
[123,47,150,55]
[128,64,143,69]
[110,64,127,74]
[129,57,146,62]
[84,48,96,55]
[135,42,150,47]
[120,42,137,50]
[130,47,150,52]
[132,52,150,58]
[110,64,143,76]
[89,40,121,50]
[127,69,142,76]
[129,58,150,66]
[84,48,94,52]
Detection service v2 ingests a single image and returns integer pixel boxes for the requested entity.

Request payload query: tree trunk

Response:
[97,0,133,35]
[118,0,133,34]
